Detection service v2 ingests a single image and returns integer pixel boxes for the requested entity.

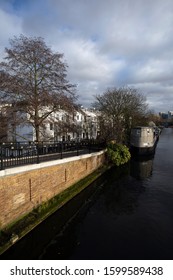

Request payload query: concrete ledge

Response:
[0,150,105,177]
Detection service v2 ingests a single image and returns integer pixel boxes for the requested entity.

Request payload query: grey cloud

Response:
[1,0,173,112]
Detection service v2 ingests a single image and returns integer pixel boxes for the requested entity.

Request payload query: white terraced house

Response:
[6,107,100,142]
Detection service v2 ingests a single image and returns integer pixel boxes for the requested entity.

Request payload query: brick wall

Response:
[0,151,105,228]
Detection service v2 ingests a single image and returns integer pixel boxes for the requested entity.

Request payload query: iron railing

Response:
[0,140,106,170]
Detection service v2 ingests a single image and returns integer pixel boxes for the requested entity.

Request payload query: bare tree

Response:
[0,35,77,142]
[0,104,9,141]
[146,109,162,126]
[0,103,23,141]
[93,87,148,143]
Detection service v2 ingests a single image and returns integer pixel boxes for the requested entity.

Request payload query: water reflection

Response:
[100,165,145,216]
[130,156,153,179]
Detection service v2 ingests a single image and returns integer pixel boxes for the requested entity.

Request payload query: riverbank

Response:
[0,163,110,256]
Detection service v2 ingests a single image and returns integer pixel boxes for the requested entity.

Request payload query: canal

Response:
[1,128,173,260]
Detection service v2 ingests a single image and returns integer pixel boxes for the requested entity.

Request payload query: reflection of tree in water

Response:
[130,156,154,180]
[101,156,154,218]
[101,165,146,216]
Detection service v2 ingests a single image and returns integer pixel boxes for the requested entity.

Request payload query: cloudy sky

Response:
[0,0,173,112]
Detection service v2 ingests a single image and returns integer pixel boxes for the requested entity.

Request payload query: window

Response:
[50,123,53,130]
[132,128,141,136]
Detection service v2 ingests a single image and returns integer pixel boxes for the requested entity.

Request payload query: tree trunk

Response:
[35,124,40,142]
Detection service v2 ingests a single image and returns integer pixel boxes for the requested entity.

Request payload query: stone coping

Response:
[0,150,105,177]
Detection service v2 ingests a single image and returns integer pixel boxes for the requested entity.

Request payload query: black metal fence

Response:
[0,140,106,170]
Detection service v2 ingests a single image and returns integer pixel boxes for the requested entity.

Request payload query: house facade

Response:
[6,107,100,142]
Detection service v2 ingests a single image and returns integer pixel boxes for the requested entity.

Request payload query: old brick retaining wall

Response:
[0,151,105,229]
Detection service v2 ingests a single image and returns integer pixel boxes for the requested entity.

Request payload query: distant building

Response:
[168,111,173,120]
[158,111,173,127]
[6,106,100,142]
[159,112,168,119]
[82,108,100,139]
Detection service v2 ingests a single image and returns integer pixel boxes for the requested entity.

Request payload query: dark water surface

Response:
[2,128,173,260]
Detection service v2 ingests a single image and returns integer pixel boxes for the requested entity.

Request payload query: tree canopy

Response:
[94,86,148,142]
[0,35,77,142]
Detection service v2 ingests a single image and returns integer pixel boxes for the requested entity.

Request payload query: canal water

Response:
[1,128,173,260]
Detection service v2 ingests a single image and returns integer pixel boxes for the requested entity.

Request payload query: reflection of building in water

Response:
[130,157,153,179]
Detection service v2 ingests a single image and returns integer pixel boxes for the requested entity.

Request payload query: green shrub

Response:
[107,142,131,166]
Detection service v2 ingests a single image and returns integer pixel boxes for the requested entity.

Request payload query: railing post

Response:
[0,144,4,170]
[60,142,63,159]
[36,142,40,164]
[88,141,91,153]
[76,141,79,156]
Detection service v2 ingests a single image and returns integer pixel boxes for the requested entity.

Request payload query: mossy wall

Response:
[0,151,105,229]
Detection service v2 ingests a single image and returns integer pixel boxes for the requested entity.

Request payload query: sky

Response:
[0,0,173,113]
